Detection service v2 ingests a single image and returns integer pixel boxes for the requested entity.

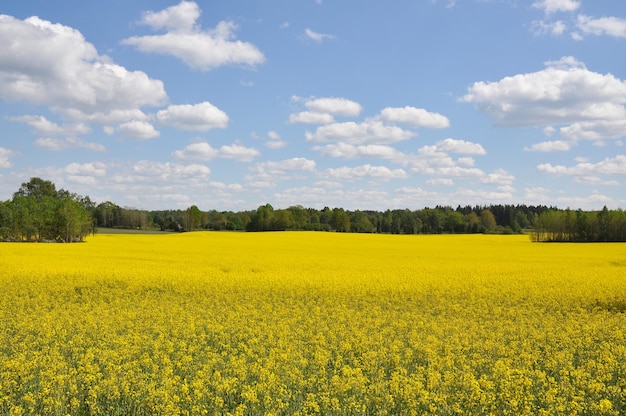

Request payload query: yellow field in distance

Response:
[1,232,626,415]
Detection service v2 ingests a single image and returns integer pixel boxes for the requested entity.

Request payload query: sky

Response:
[1,0,625,211]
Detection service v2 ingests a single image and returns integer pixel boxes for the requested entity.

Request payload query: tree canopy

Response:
[0,178,93,242]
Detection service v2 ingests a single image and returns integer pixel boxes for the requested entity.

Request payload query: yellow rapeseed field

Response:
[1,232,626,415]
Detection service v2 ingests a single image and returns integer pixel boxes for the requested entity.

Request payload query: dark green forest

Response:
[2,178,626,242]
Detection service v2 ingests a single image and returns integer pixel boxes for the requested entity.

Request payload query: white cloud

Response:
[304,28,335,43]
[532,0,580,14]
[0,15,167,120]
[411,144,486,178]
[138,0,199,32]
[63,162,107,186]
[35,137,106,152]
[117,120,160,140]
[128,160,211,182]
[218,144,261,162]
[544,125,556,136]
[435,138,486,154]
[173,142,218,160]
[251,157,316,174]
[156,102,229,131]
[537,155,626,176]
[265,131,287,149]
[313,142,405,161]
[0,146,15,168]
[524,140,573,152]
[9,115,90,136]
[305,97,362,117]
[64,162,107,177]
[480,168,515,186]
[378,106,450,129]
[325,164,407,181]
[265,140,288,150]
[247,157,316,185]
[267,131,280,140]
[422,166,485,178]
[173,142,259,162]
[122,2,265,71]
[289,111,335,124]
[560,119,626,141]
[577,14,626,38]
[306,120,415,144]
[530,20,567,36]
[289,97,362,125]
[574,176,621,186]
[67,109,152,125]
[461,57,626,142]
[426,178,454,186]
[66,175,98,186]
[289,97,363,124]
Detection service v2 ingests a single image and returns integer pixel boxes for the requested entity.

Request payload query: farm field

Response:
[1,232,626,415]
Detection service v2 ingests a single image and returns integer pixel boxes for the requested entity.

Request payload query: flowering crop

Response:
[1,232,626,415]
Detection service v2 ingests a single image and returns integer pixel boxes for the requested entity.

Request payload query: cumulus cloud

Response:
[576,14,626,38]
[435,138,486,154]
[378,106,450,129]
[9,115,90,136]
[250,157,316,174]
[0,14,167,123]
[531,20,567,36]
[325,164,407,181]
[411,143,486,179]
[156,102,229,131]
[35,137,106,152]
[461,57,626,142]
[138,0,199,32]
[306,120,415,144]
[524,140,573,152]
[537,155,626,176]
[289,97,362,124]
[117,120,160,140]
[305,98,362,117]
[173,142,259,162]
[122,2,265,71]
[127,160,211,182]
[265,131,287,149]
[480,168,515,186]
[426,178,454,186]
[267,131,280,140]
[531,0,580,14]
[313,142,405,161]
[289,111,335,124]
[173,142,217,160]
[559,119,626,141]
[0,146,15,168]
[218,144,261,162]
[64,161,107,177]
[247,157,316,186]
[64,162,108,185]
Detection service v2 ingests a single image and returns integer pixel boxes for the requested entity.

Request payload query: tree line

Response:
[92,200,626,242]
[531,206,626,242]
[0,178,94,242]
[92,200,550,235]
[3,178,625,242]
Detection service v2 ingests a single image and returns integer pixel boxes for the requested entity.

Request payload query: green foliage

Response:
[532,206,626,242]
[20,180,620,242]
[0,178,93,242]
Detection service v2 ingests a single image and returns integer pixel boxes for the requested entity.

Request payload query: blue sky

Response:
[1,0,625,211]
